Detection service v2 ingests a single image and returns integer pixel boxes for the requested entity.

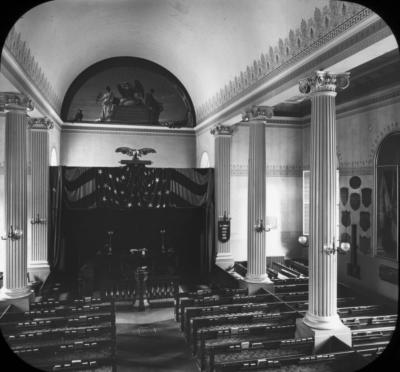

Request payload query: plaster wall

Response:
[60,128,196,168]
[303,98,400,301]
[334,99,400,301]
[229,124,303,262]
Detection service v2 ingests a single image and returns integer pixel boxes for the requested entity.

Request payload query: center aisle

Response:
[115,307,198,372]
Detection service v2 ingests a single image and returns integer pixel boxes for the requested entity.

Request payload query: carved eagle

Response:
[115,147,156,160]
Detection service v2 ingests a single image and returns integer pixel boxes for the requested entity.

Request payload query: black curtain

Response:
[49,166,215,278]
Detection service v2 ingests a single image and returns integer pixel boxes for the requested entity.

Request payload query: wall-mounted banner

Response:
[218,220,230,243]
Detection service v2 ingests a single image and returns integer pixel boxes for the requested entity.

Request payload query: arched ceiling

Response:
[9,0,329,115]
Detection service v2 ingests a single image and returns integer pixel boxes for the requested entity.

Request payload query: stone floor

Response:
[115,306,198,372]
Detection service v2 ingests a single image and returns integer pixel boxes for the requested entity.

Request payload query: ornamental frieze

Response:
[196,2,369,121]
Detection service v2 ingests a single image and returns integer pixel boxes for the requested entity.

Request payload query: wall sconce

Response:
[1,225,23,241]
[298,235,309,246]
[323,239,351,255]
[254,218,272,233]
[31,214,46,225]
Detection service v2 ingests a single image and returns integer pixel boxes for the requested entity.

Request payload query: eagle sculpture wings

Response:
[115,147,156,160]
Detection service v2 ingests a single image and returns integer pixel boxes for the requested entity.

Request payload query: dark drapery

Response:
[49,166,215,277]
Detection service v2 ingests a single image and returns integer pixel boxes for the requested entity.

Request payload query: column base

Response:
[0,287,33,311]
[215,253,234,270]
[296,316,352,352]
[28,261,50,282]
[245,273,272,283]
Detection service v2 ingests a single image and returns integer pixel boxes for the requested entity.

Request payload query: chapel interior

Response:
[0,1,399,371]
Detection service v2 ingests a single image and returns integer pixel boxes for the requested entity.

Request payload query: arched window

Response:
[376,132,400,260]
[199,152,210,168]
[50,147,58,166]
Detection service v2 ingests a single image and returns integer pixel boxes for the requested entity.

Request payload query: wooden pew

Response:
[185,302,293,340]
[206,337,313,372]
[214,349,366,372]
[175,288,248,321]
[273,283,308,294]
[284,259,309,276]
[191,311,298,354]
[180,294,279,330]
[272,262,302,278]
[198,324,296,370]
[179,293,277,326]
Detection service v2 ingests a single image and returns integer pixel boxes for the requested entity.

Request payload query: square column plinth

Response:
[295,317,352,351]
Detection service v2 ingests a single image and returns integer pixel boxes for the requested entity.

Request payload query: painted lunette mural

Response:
[61,57,195,127]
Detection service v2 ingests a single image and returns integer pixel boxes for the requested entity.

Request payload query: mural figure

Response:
[96,86,116,122]
[145,88,163,124]
[73,108,83,122]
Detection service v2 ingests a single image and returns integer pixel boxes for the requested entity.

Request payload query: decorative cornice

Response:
[196,2,369,121]
[210,124,234,136]
[3,27,62,113]
[61,123,195,137]
[298,70,350,94]
[28,116,54,130]
[0,91,34,112]
[242,105,274,122]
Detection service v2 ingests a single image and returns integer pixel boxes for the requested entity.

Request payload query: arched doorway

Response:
[376,132,400,261]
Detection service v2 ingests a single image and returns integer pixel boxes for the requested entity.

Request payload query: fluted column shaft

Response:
[212,125,233,268]
[298,71,350,330]
[28,127,50,271]
[0,92,33,299]
[246,121,267,281]
[307,91,338,323]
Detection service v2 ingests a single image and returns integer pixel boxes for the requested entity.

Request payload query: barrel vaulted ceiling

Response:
[1,0,398,125]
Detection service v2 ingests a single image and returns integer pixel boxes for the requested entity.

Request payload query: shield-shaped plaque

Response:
[359,235,371,255]
[361,188,372,207]
[218,220,230,243]
[350,193,361,211]
[341,211,351,227]
[340,187,349,206]
[360,211,371,232]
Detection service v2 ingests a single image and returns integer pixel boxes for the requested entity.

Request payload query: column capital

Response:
[0,92,34,112]
[242,105,273,122]
[299,71,350,95]
[28,116,54,130]
[210,124,234,136]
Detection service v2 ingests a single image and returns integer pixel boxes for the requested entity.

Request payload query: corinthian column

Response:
[243,106,273,283]
[28,117,53,282]
[0,92,34,309]
[295,71,352,349]
[211,124,234,269]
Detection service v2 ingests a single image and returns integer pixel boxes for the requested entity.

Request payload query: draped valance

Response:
[50,166,214,210]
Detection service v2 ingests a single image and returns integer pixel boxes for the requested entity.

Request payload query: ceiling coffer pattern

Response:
[3,27,62,113]
[196,1,368,122]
